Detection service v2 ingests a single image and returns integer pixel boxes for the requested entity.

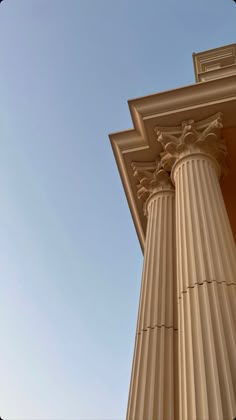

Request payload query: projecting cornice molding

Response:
[109,74,236,251]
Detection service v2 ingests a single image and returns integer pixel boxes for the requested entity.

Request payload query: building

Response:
[109,44,236,420]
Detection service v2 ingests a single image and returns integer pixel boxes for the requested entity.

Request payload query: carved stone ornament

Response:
[131,159,174,215]
[155,112,227,174]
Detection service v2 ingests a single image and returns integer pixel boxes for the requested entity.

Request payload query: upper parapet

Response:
[193,43,236,82]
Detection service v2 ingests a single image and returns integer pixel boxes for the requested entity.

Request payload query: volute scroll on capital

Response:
[131,158,174,216]
[155,112,228,176]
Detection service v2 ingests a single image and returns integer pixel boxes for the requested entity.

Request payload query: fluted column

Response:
[157,113,236,420]
[127,161,178,420]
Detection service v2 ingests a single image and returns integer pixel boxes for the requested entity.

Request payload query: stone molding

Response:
[155,112,227,177]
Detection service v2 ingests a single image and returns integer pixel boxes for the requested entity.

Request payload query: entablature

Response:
[109,71,236,252]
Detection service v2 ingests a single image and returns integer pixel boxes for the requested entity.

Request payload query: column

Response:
[157,113,236,420]
[127,160,178,420]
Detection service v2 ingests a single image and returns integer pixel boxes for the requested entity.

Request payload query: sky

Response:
[0,0,235,419]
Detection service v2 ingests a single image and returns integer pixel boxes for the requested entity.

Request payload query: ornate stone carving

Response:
[155,112,227,173]
[131,159,174,215]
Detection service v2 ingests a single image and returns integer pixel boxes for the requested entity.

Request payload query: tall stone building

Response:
[109,44,236,420]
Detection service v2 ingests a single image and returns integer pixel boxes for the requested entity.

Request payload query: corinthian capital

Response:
[132,159,174,215]
[155,113,227,173]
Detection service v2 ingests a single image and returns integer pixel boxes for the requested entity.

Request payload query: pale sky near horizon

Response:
[0,1,235,419]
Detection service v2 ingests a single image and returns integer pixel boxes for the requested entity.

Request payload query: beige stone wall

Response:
[220,127,236,243]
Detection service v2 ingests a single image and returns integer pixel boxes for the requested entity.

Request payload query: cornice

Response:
[109,74,236,252]
[128,75,236,124]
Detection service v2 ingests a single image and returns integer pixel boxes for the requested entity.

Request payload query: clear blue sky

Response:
[0,1,235,419]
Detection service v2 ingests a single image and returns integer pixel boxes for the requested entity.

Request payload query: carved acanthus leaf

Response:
[132,159,174,214]
[155,113,227,173]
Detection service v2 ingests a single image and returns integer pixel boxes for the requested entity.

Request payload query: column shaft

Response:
[175,155,236,420]
[127,190,178,420]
